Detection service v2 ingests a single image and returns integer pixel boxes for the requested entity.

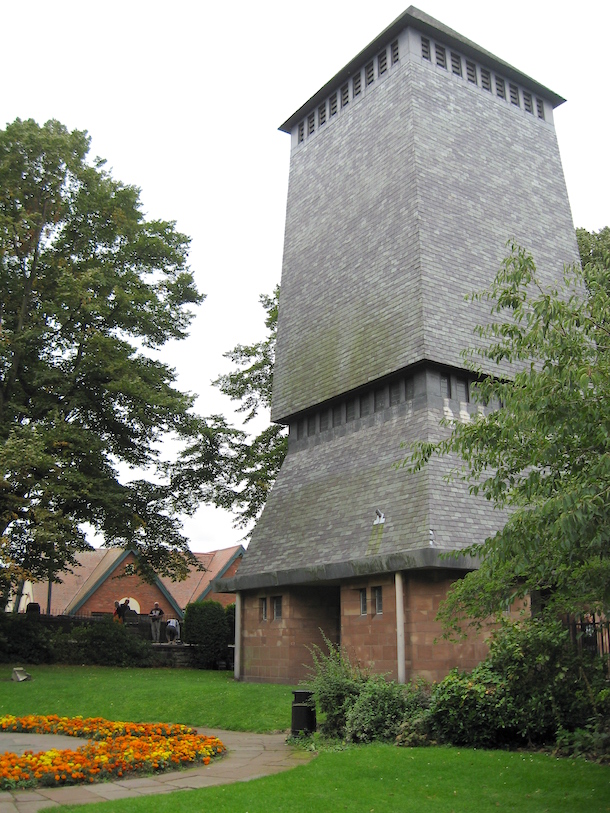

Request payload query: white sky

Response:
[2,1,608,552]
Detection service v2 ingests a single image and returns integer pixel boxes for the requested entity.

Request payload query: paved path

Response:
[0,728,314,812]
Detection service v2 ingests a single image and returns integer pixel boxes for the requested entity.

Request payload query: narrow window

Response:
[523,91,533,114]
[298,121,305,143]
[332,404,342,427]
[495,76,506,99]
[536,98,545,119]
[353,71,362,97]
[319,410,329,431]
[329,92,338,117]
[307,414,316,436]
[307,112,315,136]
[456,378,469,403]
[273,596,282,620]
[360,393,371,417]
[359,588,367,616]
[389,380,401,406]
[391,39,399,64]
[296,419,304,440]
[373,586,383,615]
[341,83,349,108]
[260,597,267,622]
[405,378,414,401]
[365,61,374,86]
[481,67,492,92]
[466,60,477,84]
[378,48,387,76]
[435,44,447,69]
[318,101,327,126]
[451,52,462,76]
[374,387,386,412]
[509,83,520,107]
[440,375,451,398]
[421,36,431,61]
[346,398,356,422]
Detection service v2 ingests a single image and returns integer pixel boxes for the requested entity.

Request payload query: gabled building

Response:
[216,7,579,684]
[14,545,244,618]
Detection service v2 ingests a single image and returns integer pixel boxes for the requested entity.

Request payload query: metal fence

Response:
[565,615,610,665]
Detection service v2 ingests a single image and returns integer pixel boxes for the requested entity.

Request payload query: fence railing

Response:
[565,615,610,663]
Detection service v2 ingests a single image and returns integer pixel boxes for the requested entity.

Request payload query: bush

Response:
[485,617,607,741]
[183,600,229,669]
[430,619,610,749]
[395,711,434,747]
[0,614,56,664]
[430,664,517,747]
[70,618,155,667]
[306,636,368,738]
[345,676,413,743]
[225,603,236,645]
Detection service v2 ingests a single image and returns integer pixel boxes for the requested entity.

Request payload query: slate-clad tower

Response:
[219,7,579,683]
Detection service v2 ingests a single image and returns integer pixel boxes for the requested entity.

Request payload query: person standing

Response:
[113,600,121,622]
[149,601,164,642]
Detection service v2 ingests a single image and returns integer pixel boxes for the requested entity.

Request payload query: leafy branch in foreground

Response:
[403,236,610,631]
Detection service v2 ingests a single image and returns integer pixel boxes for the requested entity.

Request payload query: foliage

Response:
[0,613,55,664]
[0,117,205,595]
[344,675,420,744]
[555,719,610,764]
[225,602,236,645]
[429,664,517,747]
[0,614,156,666]
[214,287,279,423]
[183,600,229,669]
[0,714,224,789]
[178,286,287,531]
[305,636,369,738]
[405,237,610,626]
[69,619,156,667]
[429,619,609,748]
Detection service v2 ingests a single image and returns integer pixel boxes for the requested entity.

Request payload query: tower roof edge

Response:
[279,4,565,133]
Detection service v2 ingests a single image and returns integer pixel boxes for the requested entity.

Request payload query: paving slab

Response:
[0,728,314,811]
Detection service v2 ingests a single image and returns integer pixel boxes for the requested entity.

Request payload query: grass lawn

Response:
[1,665,608,813]
[52,745,610,813]
[0,664,292,731]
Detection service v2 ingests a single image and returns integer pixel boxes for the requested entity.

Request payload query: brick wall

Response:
[403,570,489,682]
[77,553,170,617]
[240,586,340,684]
[341,575,398,679]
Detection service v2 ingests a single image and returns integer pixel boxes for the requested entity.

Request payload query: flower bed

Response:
[0,714,225,790]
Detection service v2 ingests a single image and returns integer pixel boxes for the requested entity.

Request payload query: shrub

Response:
[306,636,368,738]
[430,619,610,749]
[345,676,413,743]
[70,618,155,667]
[225,603,236,645]
[430,664,517,747]
[395,711,434,747]
[0,614,56,664]
[183,601,229,669]
[485,617,607,742]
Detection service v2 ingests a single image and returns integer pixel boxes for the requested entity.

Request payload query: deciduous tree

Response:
[0,118,203,597]
[405,235,610,632]
[175,287,287,531]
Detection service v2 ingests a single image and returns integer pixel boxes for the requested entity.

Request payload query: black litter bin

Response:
[291,689,316,735]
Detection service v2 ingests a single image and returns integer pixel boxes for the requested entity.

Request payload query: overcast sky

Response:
[2,0,608,552]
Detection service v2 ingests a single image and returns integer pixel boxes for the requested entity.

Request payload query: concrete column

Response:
[234,592,242,681]
[395,571,406,684]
